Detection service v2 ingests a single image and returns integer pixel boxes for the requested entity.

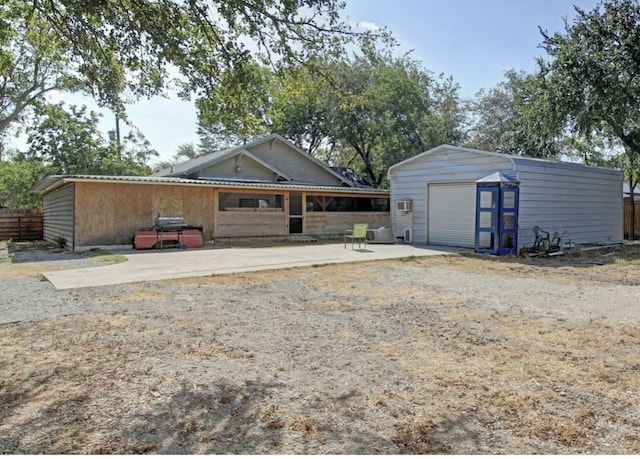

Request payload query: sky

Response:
[11,0,600,164]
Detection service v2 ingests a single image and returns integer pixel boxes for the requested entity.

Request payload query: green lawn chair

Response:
[344,223,368,250]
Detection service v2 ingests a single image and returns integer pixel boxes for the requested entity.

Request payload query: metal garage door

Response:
[428,183,476,247]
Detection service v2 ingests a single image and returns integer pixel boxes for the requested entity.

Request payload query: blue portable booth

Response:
[475,172,520,255]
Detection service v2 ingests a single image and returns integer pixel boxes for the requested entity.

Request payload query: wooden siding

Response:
[215,210,286,237]
[42,178,389,248]
[200,155,277,181]
[389,147,514,244]
[513,158,623,247]
[247,138,344,186]
[305,212,390,236]
[43,183,74,248]
[623,198,640,239]
[73,182,216,247]
[0,209,43,241]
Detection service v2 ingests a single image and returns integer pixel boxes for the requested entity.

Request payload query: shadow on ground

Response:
[0,374,412,454]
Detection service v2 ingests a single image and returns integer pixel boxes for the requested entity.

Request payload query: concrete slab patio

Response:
[43,243,467,289]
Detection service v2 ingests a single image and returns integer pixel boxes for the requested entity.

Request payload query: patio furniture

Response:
[532,225,550,253]
[345,223,368,250]
[367,226,395,244]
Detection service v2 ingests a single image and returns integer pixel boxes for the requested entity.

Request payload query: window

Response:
[219,193,283,211]
[306,195,390,212]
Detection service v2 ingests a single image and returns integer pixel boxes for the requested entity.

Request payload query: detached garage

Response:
[388,145,623,250]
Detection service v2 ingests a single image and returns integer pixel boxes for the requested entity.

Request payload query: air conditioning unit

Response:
[396,200,412,212]
[404,228,412,243]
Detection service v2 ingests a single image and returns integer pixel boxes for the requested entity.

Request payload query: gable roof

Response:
[155,133,352,186]
[388,144,513,173]
[389,144,622,177]
[198,148,292,181]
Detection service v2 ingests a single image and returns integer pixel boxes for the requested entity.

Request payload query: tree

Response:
[270,43,466,187]
[0,154,50,208]
[0,1,77,140]
[25,102,156,176]
[270,62,335,155]
[1,0,356,142]
[539,0,640,238]
[26,103,108,174]
[467,70,564,159]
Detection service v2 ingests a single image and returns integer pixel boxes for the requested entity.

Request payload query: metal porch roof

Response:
[33,174,390,196]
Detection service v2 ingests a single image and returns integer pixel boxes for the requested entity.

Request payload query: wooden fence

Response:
[0,208,44,241]
[624,199,640,240]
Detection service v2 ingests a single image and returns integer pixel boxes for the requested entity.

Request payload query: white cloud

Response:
[356,21,380,31]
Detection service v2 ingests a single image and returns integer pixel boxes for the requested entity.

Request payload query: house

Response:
[33,134,390,251]
[388,144,623,250]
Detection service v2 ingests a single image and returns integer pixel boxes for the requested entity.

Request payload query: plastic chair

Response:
[532,225,550,252]
[345,223,368,249]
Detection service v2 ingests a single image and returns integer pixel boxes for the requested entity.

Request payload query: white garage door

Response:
[428,183,476,248]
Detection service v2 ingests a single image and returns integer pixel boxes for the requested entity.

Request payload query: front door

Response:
[499,187,519,255]
[289,193,303,234]
[475,185,499,253]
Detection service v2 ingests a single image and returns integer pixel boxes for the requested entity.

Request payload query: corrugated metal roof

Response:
[33,174,389,195]
[389,144,622,177]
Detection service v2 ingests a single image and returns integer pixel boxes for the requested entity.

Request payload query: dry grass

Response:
[1,244,639,453]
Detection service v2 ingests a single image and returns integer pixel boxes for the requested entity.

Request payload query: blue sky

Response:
[14,0,600,164]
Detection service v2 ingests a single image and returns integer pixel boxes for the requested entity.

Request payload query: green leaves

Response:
[1,0,355,139]
[0,158,50,209]
[468,69,565,159]
[540,0,640,150]
[24,102,156,176]
[264,43,466,187]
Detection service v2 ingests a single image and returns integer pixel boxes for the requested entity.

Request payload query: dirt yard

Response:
[1,244,639,454]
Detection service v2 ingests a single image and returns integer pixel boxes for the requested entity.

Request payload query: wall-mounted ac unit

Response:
[404,228,412,243]
[396,200,412,212]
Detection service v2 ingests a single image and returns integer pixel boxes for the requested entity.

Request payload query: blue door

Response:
[499,187,519,255]
[475,185,499,254]
[475,181,519,255]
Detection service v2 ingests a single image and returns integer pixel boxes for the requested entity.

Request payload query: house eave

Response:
[34,175,390,197]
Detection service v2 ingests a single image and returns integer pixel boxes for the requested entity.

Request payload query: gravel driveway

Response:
[1,245,639,454]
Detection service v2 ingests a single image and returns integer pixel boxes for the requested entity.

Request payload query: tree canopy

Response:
[25,102,157,176]
[196,41,467,187]
[538,0,640,237]
[0,0,355,141]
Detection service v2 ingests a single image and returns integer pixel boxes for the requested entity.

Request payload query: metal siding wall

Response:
[514,159,623,247]
[43,183,75,248]
[390,148,514,243]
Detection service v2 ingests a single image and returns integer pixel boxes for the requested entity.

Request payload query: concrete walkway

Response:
[43,243,466,289]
